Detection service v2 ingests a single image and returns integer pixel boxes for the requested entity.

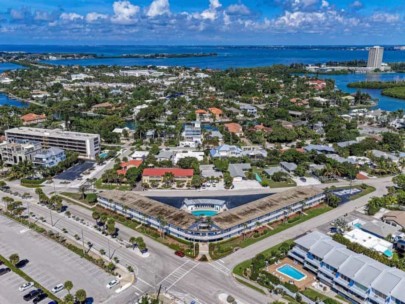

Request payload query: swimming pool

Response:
[191,210,218,217]
[277,264,306,281]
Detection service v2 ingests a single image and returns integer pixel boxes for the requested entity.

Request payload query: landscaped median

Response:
[210,204,332,260]
[0,254,60,303]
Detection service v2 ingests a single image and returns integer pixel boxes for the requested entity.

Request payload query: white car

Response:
[51,284,64,293]
[106,279,119,289]
[19,282,34,292]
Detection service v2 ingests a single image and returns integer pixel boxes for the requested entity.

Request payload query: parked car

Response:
[0,267,11,276]
[140,248,148,254]
[19,282,34,292]
[51,284,64,293]
[33,292,48,304]
[174,251,185,257]
[106,279,119,289]
[16,259,29,268]
[23,289,42,301]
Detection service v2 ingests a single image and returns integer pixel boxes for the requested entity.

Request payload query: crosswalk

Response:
[158,260,199,291]
[210,260,231,276]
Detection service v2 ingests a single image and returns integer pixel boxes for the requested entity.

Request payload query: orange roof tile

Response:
[208,107,223,115]
[21,113,46,123]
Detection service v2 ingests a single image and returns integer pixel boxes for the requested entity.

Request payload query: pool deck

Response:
[266,257,315,290]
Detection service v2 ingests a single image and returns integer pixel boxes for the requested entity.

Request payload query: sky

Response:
[0,0,404,45]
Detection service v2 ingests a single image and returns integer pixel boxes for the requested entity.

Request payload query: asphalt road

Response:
[0,215,120,304]
[0,175,394,304]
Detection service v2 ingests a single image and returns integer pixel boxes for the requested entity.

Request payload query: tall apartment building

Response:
[5,127,100,160]
[367,46,384,69]
[0,142,42,165]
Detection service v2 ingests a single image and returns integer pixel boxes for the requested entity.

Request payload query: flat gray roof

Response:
[295,231,405,298]
[100,187,323,231]
[6,127,99,140]
[212,187,323,230]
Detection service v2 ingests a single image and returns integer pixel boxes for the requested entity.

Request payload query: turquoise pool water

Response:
[99,152,108,158]
[277,264,306,281]
[354,223,362,229]
[191,210,218,217]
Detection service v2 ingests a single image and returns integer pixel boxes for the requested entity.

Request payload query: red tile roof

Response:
[208,107,223,115]
[143,168,194,177]
[117,160,143,175]
[224,122,242,134]
[21,113,46,123]
[195,109,207,114]
[121,160,143,168]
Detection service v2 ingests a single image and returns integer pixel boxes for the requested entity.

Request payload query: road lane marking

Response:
[166,263,200,291]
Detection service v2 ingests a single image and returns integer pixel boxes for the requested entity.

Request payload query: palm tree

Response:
[79,184,86,199]
[92,211,100,223]
[75,289,87,304]
[9,253,19,265]
[242,223,248,240]
[129,236,137,249]
[2,196,14,210]
[64,281,73,294]
[157,215,167,238]
[64,294,74,304]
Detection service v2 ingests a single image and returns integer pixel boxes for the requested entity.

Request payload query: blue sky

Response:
[0,0,404,44]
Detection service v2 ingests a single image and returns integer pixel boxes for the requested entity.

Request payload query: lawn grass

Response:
[301,288,341,304]
[235,278,266,295]
[94,179,131,191]
[252,167,296,188]
[211,204,332,260]
[0,254,61,303]
[233,240,295,276]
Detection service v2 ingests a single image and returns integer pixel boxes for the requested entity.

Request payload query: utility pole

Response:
[49,209,54,226]
[108,239,111,259]
[81,229,85,255]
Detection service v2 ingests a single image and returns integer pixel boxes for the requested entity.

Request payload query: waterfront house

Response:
[208,107,223,121]
[21,113,47,126]
[228,163,251,182]
[289,231,405,304]
[0,142,42,166]
[33,147,66,168]
[142,168,194,185]
[117,159,143,175]
[224,123,243,137]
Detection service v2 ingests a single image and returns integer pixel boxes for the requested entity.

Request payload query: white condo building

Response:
[5,127,100,160]
[367,46,384,69]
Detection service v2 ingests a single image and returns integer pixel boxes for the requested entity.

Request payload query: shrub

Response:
[226,295,235,303]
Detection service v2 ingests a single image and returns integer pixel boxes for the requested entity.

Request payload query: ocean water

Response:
[317,73,405,111]
[0,93,28,107]
[0,45,404,110]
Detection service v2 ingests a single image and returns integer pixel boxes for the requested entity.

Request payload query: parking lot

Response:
[55,161,95,181]
[0,215,116,303]
[0,267,27,304]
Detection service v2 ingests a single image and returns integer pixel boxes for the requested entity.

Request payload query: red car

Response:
[174,251,185,257]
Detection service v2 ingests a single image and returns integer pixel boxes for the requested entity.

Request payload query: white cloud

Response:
[350,1,363,9]
[370,12,400,23]
[10,9,24,20]
[226,4,250,15]
[321,0,329,8]
[111,1,140,24]
[60,13,83,21]
[147,0,170,18]
[86,12,108,23]
[34,11,52,21]
[200,0,222,20]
